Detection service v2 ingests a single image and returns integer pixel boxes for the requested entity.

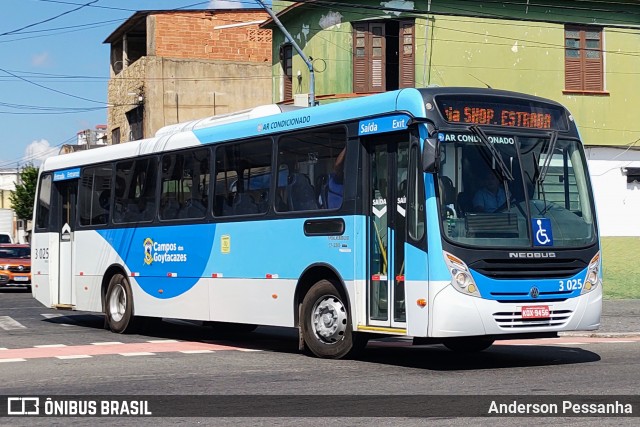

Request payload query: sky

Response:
[0,0,267,171]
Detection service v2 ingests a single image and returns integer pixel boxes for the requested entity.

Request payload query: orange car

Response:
[0,244,31,288]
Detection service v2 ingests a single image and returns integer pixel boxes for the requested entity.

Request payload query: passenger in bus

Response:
[473,170,507,213]
[325,147,346,209]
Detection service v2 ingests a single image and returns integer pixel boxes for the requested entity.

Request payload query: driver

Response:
[473,170,507,213]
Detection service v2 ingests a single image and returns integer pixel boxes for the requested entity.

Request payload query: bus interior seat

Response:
[161,197,181,219]
[223,192,259,216]
[287,173,317,211]
[253,190,269,212]
[123,200,154,222]
[179,197,206,218]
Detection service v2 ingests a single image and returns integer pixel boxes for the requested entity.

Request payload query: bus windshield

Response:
[437,131,597,248]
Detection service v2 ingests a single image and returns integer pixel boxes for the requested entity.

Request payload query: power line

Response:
[1,0,99,37]
[0,134,76,169]
[0,68,107,105]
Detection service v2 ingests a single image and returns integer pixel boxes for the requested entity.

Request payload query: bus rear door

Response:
[51,170,79,308]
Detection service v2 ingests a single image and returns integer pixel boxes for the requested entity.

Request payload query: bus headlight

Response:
[581,252,601,294]
[443,251,480,297]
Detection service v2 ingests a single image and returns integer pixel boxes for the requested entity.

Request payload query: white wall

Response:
[586,147,640,236]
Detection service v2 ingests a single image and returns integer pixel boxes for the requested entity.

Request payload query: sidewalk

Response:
[561,299,640,337]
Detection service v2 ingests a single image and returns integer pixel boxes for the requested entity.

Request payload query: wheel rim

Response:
[108,282,126,323]
[311,295,347,344]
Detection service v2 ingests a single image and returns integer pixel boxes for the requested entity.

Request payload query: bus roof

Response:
[40,87,572,173]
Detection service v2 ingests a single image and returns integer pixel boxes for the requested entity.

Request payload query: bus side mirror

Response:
[422,137,439,173]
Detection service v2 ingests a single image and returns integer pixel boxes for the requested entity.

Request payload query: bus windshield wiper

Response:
[537,130,559,184]
[469,125,514,181]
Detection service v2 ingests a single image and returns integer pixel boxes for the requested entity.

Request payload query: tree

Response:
[10,165,39,221]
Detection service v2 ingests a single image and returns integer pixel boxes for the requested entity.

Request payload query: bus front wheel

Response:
[301,279,366,359]
[105,273,135,333]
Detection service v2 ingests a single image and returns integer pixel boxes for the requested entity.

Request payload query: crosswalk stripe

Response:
[119,352,155,357]
[56,355,92,360]
[0,316,27,330]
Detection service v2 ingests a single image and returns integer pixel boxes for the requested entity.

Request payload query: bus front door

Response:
[367,137,409,329]
[52,178,77,307]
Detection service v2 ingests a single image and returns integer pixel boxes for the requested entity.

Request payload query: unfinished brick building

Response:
[105,9,272,144]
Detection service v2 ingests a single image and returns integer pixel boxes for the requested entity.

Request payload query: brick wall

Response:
[154,11,272,62]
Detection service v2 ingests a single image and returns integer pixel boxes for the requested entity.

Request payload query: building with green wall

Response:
[263,1,640,240]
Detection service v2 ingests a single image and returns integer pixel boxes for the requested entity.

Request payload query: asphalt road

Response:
[1,288,639,426]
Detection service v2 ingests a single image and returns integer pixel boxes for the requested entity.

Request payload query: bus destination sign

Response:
[435,96,567,130]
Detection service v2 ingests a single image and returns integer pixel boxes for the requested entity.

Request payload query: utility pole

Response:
[255,0,316,107]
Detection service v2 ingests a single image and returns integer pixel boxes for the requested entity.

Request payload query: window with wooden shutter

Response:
[564,26,604,93]
[352,20,414,93]
[399,21,415,89]
[281,44,293,101]
[353,23,369,93]
[353,23,385,93]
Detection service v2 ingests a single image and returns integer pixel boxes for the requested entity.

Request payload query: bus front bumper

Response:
[429,283,602,338]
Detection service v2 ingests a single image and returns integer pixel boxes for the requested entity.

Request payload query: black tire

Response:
[301,279,367,359]
[105,273,135,333]
[443,337,494,353]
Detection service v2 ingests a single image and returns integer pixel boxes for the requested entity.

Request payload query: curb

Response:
[559,331,640,338]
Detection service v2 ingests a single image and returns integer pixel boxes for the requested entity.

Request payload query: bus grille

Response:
[493,309,572,329]
[470,258,586,279]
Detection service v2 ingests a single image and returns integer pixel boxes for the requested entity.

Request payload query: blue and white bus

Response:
[32,87,601,358]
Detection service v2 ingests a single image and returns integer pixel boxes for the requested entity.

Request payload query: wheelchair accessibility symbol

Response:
[532,218,553,246]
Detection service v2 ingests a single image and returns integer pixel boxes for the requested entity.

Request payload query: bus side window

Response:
[79,165,112,226]
[114,158,157,223]
[214,140,271,217]
[276,127,346,212]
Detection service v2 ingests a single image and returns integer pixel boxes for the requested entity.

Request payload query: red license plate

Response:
[521,305,550,319]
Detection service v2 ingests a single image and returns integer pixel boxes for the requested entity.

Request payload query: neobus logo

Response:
[509,252,557,259]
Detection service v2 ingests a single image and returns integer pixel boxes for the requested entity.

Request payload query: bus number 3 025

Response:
[34,248,49,260]
[559,279,582,291]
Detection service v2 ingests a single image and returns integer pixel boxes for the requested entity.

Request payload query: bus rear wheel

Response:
[301,279,366,359]
[105,273,135,333]
[443,337,494,353]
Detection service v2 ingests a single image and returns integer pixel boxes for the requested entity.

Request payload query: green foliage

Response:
[601,237,640,299]
[9,164,39,221]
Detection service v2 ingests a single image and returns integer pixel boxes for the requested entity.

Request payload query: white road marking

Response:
[147,339,179,343]
[0,316,27,330]
[91,342,124,346]
[34,344,67,348]
[0,358,26,363]
[179,350,214,354]
[557,342,590,345]
[56,355,92,360]
[119,352,155,357]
